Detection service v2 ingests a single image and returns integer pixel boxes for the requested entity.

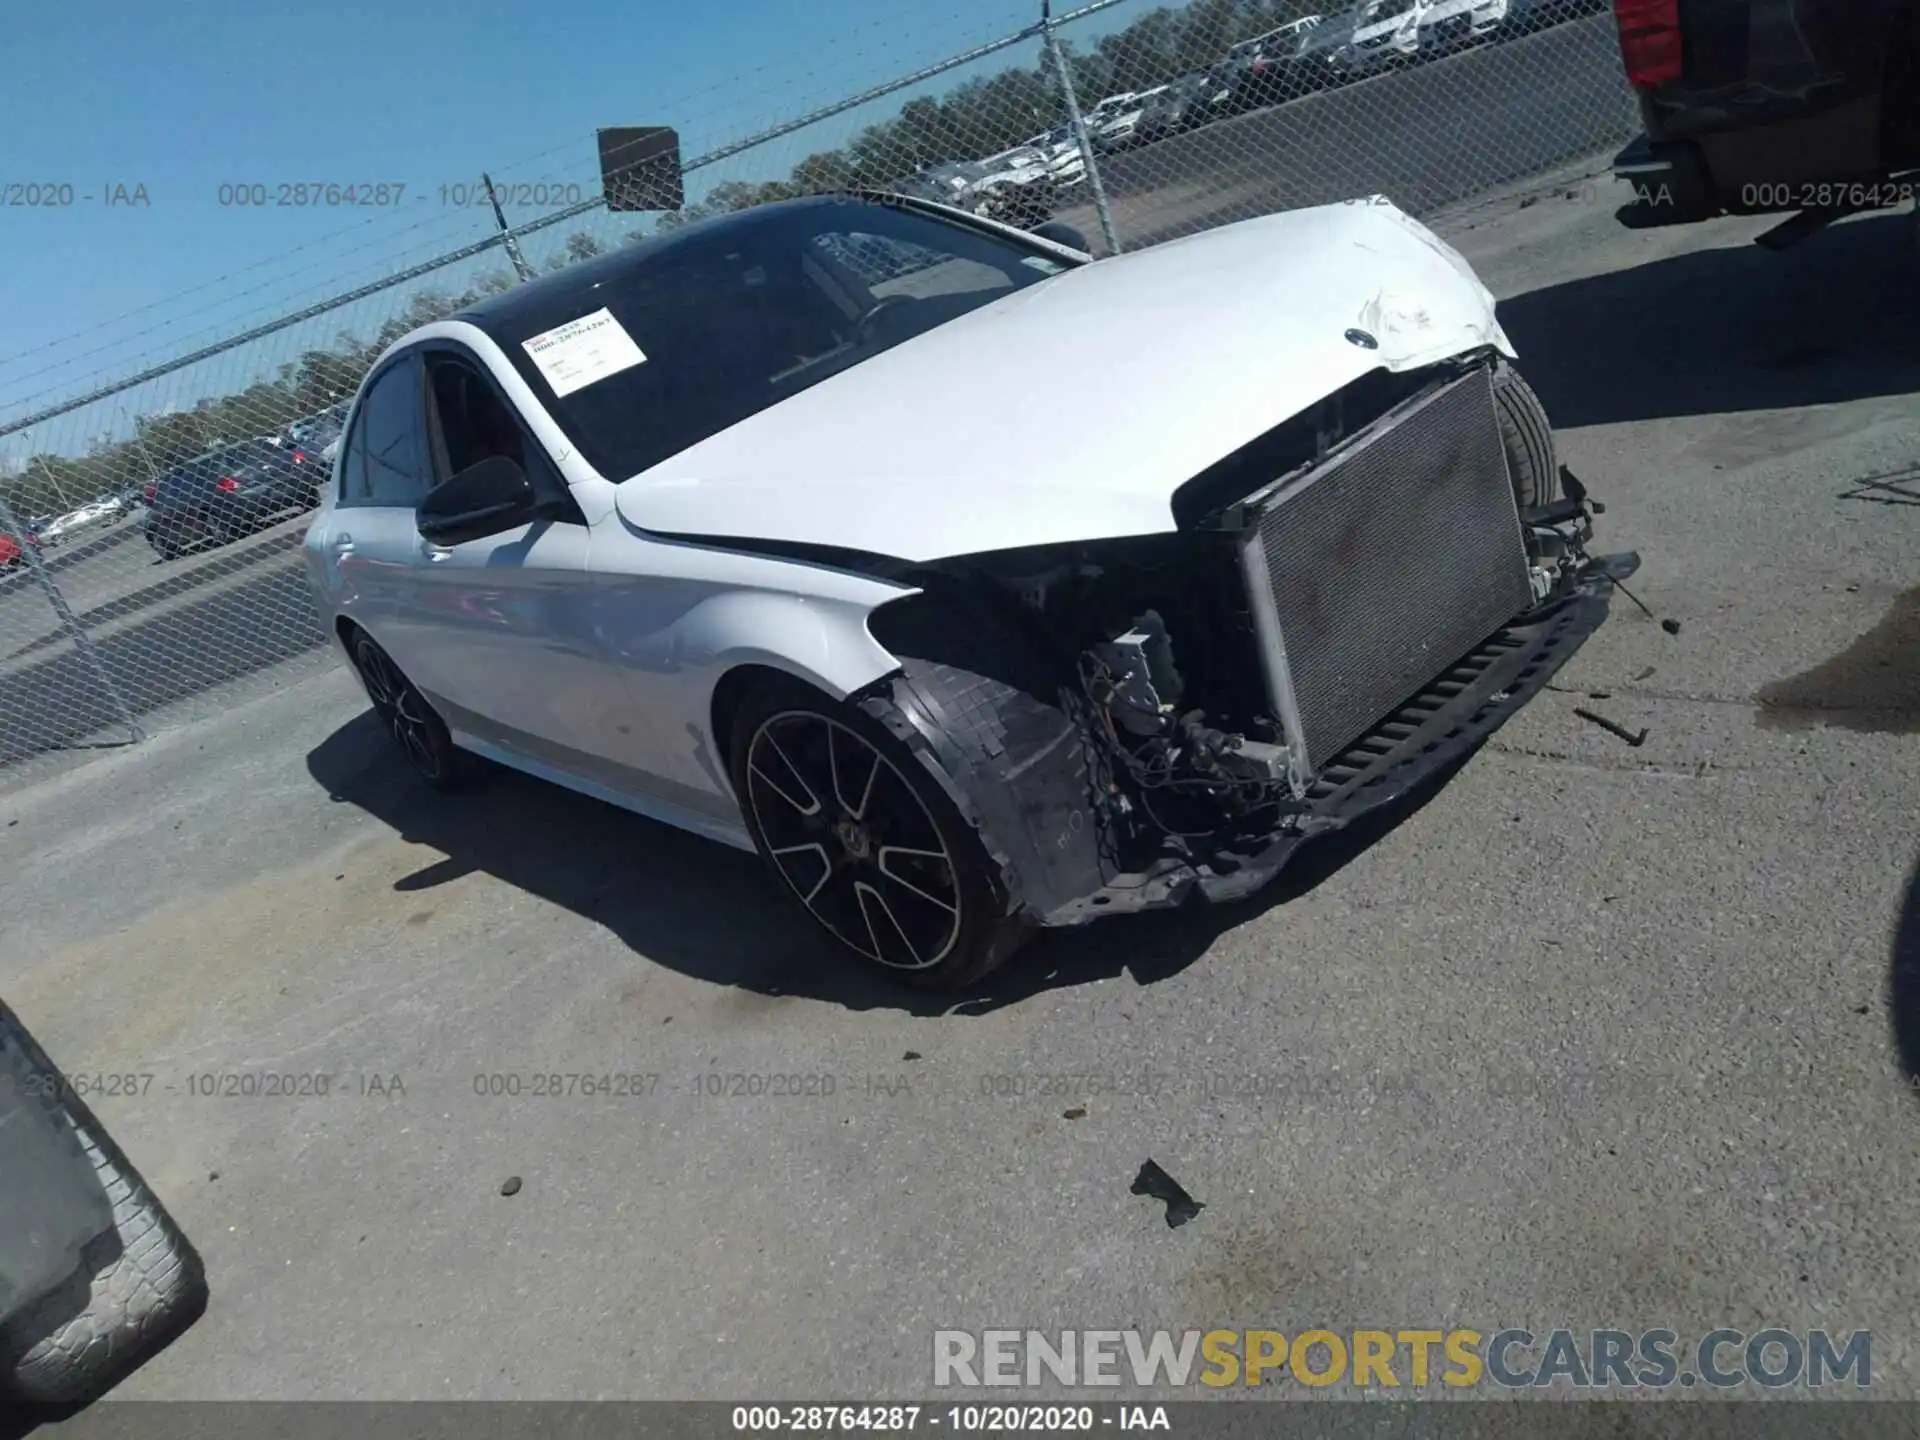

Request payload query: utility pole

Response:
[483,174,539,283]
[1041,0,1121,255]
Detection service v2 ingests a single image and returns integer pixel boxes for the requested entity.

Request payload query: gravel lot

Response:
[3,178,1919,1411]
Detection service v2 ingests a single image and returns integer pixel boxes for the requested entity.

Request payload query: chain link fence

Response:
[0,0,1638,778]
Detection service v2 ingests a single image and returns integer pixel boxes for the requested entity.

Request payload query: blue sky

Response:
[0,0,1144,442]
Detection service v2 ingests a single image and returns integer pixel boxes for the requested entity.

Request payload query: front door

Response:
[379,347,624,777]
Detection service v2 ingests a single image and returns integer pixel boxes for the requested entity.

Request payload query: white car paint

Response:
[1020,131,1088,186]
[1094,85,1169,148]
[1417,0,1510,44]
[304,194,1512,854]
[1081,92,1141,134]
[1348,0,1438,64]
[969,146,1058,204]
[36,499,120,542]
[616,198,1511,562]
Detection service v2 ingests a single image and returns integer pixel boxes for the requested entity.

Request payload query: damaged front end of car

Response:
[856,351,1638,929]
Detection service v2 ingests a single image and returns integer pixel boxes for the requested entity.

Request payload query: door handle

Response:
[419,539,453,562]
[331,533,354,555]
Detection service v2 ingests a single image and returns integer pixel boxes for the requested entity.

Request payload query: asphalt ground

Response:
[2,174,1918,1414]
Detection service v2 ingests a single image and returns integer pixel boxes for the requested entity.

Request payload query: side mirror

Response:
[1031,220,1089,253]
[417,455,537,545]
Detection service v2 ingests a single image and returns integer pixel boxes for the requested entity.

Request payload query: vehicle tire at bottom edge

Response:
[728,671,1030,991]
[0,1007,208,1410]
[1493,362,1562,512]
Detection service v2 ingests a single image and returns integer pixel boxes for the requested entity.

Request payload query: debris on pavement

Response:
[902,1051,922,1062]
[499,1176,523,1198]
[1633,666,1657,681]
[1131,1159,1204,1229]
[1574,707,1649,747]
[1063,1107,1087,1120]
[1612,577,1681,636]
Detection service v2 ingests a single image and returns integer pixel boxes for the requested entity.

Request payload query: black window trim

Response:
[335,350,429,512]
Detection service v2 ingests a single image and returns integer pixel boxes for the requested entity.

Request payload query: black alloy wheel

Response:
[729,675,1029,988]
[349,632,465,788]
[744,710,962,971]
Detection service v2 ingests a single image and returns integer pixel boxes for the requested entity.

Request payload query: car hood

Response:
[613,199,1514,564]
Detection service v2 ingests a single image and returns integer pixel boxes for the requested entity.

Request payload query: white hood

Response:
[614,199,1514,564]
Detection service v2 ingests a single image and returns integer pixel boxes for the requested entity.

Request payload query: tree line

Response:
[1,0,1301,524]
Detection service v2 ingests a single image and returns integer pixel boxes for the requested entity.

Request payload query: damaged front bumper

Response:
[1042,553,1635,923]
[873,551,1636,933]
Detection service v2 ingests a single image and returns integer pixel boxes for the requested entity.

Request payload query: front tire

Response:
[1493,363,1562,511]
[347,630,469,789]
[729,675,1027,990]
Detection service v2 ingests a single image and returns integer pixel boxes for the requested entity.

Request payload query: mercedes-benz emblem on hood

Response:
[1344,328,1379,349]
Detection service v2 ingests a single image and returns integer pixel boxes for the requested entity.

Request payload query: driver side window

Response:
[422,352,579,521]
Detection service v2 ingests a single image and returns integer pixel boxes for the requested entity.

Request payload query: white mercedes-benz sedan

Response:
[304,192,1636,988]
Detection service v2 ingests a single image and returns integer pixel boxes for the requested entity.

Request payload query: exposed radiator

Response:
[1237,365,1534,781]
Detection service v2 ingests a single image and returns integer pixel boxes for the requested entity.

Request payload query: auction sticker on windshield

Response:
[521,307,647,398]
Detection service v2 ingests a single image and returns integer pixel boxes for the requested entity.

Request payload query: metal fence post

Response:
[1042,0,1122,256]
[484,174,539,283]
[0,489,144,746]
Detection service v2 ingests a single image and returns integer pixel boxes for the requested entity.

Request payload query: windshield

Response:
[480,200,1071,482]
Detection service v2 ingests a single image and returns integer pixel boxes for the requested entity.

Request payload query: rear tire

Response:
[347,630,470,790]
[729,673,1029,990]
[0,1006,207,1409]
[1493,363,1561,511]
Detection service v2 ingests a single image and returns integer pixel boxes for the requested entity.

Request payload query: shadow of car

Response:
[306,705,1481,1017]
[1494,209,1920,429]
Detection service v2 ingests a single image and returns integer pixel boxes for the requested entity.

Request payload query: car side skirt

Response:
[430,692,758,854]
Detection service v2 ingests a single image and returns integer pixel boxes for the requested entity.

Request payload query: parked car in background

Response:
[1135,70,1237,141]
[1347,0,1438,70]
[36,497,123,545]
[1609,0,1920,240]
[1093,86,1173,151]
[1230,15,1344,108]
[900,157,1058,229]
[145,437,324,560]
[288,400,351,453]
[0,529,40,569]
[1293,8,1368,85]
[1224,15,1329,72]
[1417,0,1510,51]
[1081,91,1143,138]
[969,146,1062,225]
[1019,127,1090,188]
[304,190,1628,990]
